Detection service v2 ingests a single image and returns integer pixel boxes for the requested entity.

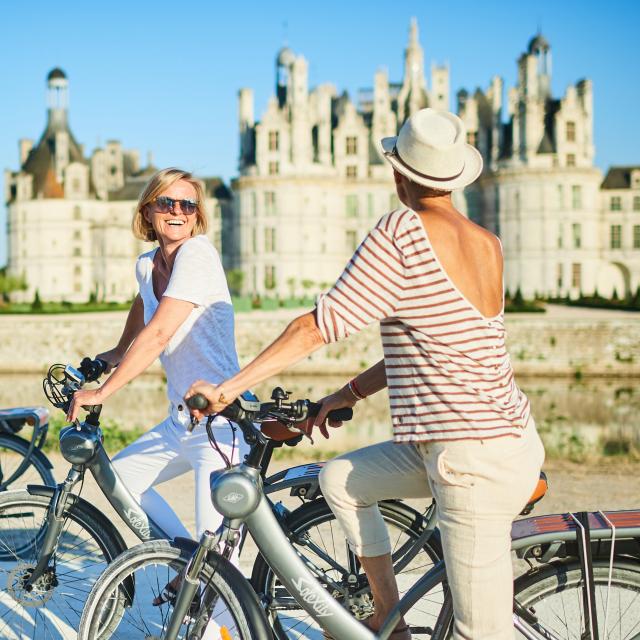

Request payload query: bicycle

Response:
[0,405,55,490]
[0,360,429,639]
[79,392,637,640]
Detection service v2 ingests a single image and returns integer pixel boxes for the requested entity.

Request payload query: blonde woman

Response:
[69,168,246,606]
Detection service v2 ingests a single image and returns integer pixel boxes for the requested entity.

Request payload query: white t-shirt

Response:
[136,235,240,426]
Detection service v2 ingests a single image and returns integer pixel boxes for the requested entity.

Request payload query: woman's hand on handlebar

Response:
[184,380,236,421]
[308,386,357,439]
[95,348,123,374]
[67,387,105,422]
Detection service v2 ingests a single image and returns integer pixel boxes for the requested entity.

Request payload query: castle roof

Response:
[21,121,85,198]
[47,67,67,81]
[601,166,640,189]
[528,33,550,54]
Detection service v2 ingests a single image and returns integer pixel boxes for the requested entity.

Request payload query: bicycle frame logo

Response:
[124,508,152,538]
[291,576,333,618]
[222,492,245,504]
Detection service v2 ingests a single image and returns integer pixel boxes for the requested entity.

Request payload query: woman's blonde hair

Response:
[132,167,208,242]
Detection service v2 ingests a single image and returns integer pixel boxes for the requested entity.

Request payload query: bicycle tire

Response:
[513,558,640,640]
[251,498,444,640]
[0,489,126,639]
[0,433,55,490]
[79,539,272,640]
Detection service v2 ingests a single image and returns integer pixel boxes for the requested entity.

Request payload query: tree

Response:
[0,269,27,304]
[225,269,245,296]
[31,289,43,311]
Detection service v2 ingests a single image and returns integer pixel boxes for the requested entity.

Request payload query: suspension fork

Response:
[164,520,242,640]
[25,465,84,586]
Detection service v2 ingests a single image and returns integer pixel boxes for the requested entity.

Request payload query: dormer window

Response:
[566,121,576,142]
[268,131,279,152]
[610,196,622,211]
[566,154,576,167]
[346,136,357,155]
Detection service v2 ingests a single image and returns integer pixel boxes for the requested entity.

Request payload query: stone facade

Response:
[229,21,640,301]
[4,69,231,303]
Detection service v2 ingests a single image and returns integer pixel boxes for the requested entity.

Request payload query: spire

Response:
[46,67,69,131]
[409,16,419,48]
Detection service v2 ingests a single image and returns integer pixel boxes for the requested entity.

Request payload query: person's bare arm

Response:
[96,294,145,371]
[186,311,325,418]
[67,296,194,420]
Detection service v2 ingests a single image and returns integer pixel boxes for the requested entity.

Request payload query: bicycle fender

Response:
[7,436,54,469]
[26,484,128,556]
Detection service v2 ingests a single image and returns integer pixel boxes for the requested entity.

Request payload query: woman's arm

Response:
[186,311,325,417]
[97,294,145,371]
[67,296,195,420]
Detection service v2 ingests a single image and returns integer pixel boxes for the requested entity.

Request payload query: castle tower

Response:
[396,18,428,123]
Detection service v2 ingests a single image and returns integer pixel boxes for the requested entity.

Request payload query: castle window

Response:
[74,265,82,276]
[110,166,117,176]
[557,223,563,249]
[346,136,357,155]
[264,191,276,215]
[610,224,622,249]
[251,228,257,253]
[571,263,582,289]
[557,185,564,209]
[268,130,279,152]
[264,265,276,290]
[367,193,374,217]
[566,121,576,142]
[346,194,359,217]
[251,192,257,217]
[73,247,82,257]
[268,161,279,175]
[572,223,581,249]
[73,230,81,241]
[346,165,358,179]
[610,196,622,211]
[566,154,576,167]
[346,230,358,252]
[557,263,563,288]
[264,228,276,253]
[73,206,81,220]
[633,225,640,249]
[634,196,640,211]
[72,178,81,192]
[571,185,582,210]
[74,283,82,293]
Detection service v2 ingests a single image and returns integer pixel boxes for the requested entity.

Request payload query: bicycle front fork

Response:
[25,466,84,587]
[164,520,242,640]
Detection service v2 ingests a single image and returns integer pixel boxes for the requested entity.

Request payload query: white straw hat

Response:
[381,108,483,190]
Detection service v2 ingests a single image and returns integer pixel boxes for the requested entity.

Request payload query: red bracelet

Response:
[349,378,366,400]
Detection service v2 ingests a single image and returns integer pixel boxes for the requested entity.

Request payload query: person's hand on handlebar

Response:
[308,387,357,439]
[184,380,236,421]
[95,348,123,374]
[67,387,105,422]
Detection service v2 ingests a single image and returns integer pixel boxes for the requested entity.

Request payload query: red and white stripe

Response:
[315,208,530,443]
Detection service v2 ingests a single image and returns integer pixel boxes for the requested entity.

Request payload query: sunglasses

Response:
[152,196,199,215]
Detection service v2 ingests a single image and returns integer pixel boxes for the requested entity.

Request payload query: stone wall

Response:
[0,308,637,377]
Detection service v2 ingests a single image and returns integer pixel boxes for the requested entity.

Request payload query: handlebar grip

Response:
[186,394,209,410]
[306,402,353,422]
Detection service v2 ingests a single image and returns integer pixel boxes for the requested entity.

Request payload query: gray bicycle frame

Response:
[164,458,640,640]
[25,415,169,586]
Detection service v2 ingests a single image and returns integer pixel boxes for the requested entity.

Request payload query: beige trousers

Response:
[319,420,545,640]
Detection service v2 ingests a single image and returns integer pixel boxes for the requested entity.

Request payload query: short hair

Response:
[132,167,208,242]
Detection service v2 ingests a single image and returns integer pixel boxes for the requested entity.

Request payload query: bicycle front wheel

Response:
[0,434,55,490]
[514,559,640,639]
[251,498,444,640]
[79,539,272,640]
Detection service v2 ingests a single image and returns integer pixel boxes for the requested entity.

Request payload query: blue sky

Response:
[1,0,639,265]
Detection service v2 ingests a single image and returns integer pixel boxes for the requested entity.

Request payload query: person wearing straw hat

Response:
[186,108,545,639]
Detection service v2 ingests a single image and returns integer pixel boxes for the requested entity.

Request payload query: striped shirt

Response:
[315,208,531,443]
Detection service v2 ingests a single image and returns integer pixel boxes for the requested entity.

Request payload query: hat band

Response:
[390,146,465,182]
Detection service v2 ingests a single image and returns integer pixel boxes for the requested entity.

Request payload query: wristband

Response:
[348,378,366,401]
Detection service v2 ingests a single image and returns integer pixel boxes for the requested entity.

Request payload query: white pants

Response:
[112,413,248,540]
[320,419,545,640]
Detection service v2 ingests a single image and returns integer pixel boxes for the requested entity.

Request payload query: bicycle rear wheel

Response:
[251,498,444,640]
[79,539,272,640]
[514,559,640,639]
[0,434,55,490]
